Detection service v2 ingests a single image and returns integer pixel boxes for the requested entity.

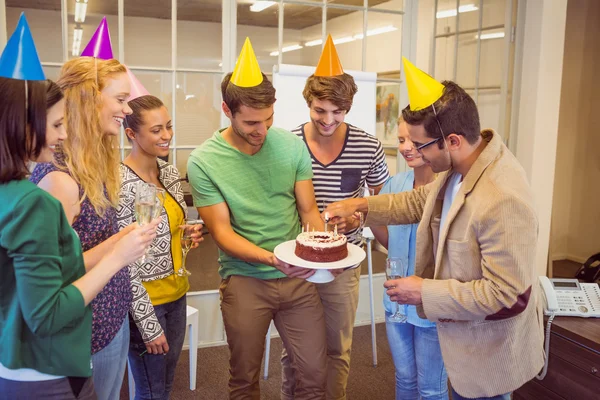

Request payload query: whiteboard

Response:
[272,64,377,136]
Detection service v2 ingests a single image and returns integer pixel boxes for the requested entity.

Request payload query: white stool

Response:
[128,305,199,397]
[187,305,199,390]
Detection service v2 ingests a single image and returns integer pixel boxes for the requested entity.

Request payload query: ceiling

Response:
[9,0,393,30]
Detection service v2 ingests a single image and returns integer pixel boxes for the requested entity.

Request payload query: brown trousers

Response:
[220,275,327,400]
[281,267,361,400]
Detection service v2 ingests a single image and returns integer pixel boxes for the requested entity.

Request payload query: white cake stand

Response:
[273,240,366,283]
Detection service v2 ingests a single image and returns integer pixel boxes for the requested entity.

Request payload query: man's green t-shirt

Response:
[187,127,313,280]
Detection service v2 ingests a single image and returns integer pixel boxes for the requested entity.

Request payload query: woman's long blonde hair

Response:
[57,58,126,216]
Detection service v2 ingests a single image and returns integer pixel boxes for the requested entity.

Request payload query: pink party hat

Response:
[81,17,113,59]
[126,66,150,101]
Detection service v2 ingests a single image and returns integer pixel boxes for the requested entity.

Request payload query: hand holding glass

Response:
[351,187,375,245]
[177,219,200,277]
[386,257,409,323]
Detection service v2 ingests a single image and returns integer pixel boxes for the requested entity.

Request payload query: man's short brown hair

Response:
[401,81,481,145]
[302,73,358,112]
[221,72,276,115]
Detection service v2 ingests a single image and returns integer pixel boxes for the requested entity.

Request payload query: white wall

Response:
[550,0,600,264]
[6,8,63,63]
[514,0,568,276]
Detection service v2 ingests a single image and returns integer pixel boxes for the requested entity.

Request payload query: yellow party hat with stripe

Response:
[402,57,445,111]
[230,37,263,87]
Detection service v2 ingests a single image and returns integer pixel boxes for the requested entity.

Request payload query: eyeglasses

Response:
[415,137,442,153]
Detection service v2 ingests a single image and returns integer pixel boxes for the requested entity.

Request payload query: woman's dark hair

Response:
[0,77,48,183]
[46,79,64,110]
[124,95,165,133]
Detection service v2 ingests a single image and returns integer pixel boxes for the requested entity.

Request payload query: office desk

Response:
[514,316,600,400]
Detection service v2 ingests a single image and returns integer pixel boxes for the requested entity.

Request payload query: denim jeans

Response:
[91,316,129,400]
[127,295,187,400]
[385,313,448,400]
[451,388,511,400]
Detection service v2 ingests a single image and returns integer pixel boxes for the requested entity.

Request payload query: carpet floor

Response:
[120,323,396,399]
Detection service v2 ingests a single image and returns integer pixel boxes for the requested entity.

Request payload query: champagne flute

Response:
[145,188,167,260]
[349,186,375,245]
[177,219,200,277]
[134,182,157,263]
[386,257,409,323]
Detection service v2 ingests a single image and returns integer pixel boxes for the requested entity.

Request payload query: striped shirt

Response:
[293,123,390,244]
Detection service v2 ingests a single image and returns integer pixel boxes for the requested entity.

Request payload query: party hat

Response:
[125,67,150,101]
[230,37,263,87]
[314,35,344,77]
[402,57,445,111]
[81,17,114,60]
[0,13,45,80]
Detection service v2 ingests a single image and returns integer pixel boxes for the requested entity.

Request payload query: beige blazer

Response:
[366,130,544,397]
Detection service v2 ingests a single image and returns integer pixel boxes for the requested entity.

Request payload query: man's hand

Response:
[331,216,360,234]
[271,254,315,279]
[145,333,169,355]
[384,276,424,305]
[180,223,205,249]
[323,198,367,225]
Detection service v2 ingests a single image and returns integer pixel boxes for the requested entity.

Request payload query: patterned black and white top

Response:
[117,159,187,342]
[293,123,390,245]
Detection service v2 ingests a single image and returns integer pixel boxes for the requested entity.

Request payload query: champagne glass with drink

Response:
[386,257,409,323]
[135,182,157,263]
[177,219,200,277]
[145,188,167,261]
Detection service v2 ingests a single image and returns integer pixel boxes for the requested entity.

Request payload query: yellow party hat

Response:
[402,57,445,111]
[230,37,263,87]
[314,35,344,77]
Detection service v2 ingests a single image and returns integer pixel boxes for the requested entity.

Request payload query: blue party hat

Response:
[0,13,45,81]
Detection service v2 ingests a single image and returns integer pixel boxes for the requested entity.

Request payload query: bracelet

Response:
[358,211,365,230]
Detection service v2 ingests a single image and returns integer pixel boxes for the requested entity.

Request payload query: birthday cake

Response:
[295,231,348,263]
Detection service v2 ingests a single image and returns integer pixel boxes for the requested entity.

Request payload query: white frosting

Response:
[296,231,347,248]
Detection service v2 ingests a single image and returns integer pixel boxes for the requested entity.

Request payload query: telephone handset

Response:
[539,276,600,317]
[536,277,600,380]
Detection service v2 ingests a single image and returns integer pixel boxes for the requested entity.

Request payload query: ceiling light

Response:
[270,44,303,57]
[333,36,355,45]
[305,39,323,47]
[250,1,276,13]
[74,0,88,23]
[476,32,505,40]
[353,25,398,39]
[72,27,83,56]
[436,4,478,19]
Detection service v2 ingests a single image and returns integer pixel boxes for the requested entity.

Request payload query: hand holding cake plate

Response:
[274,232,366,283]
